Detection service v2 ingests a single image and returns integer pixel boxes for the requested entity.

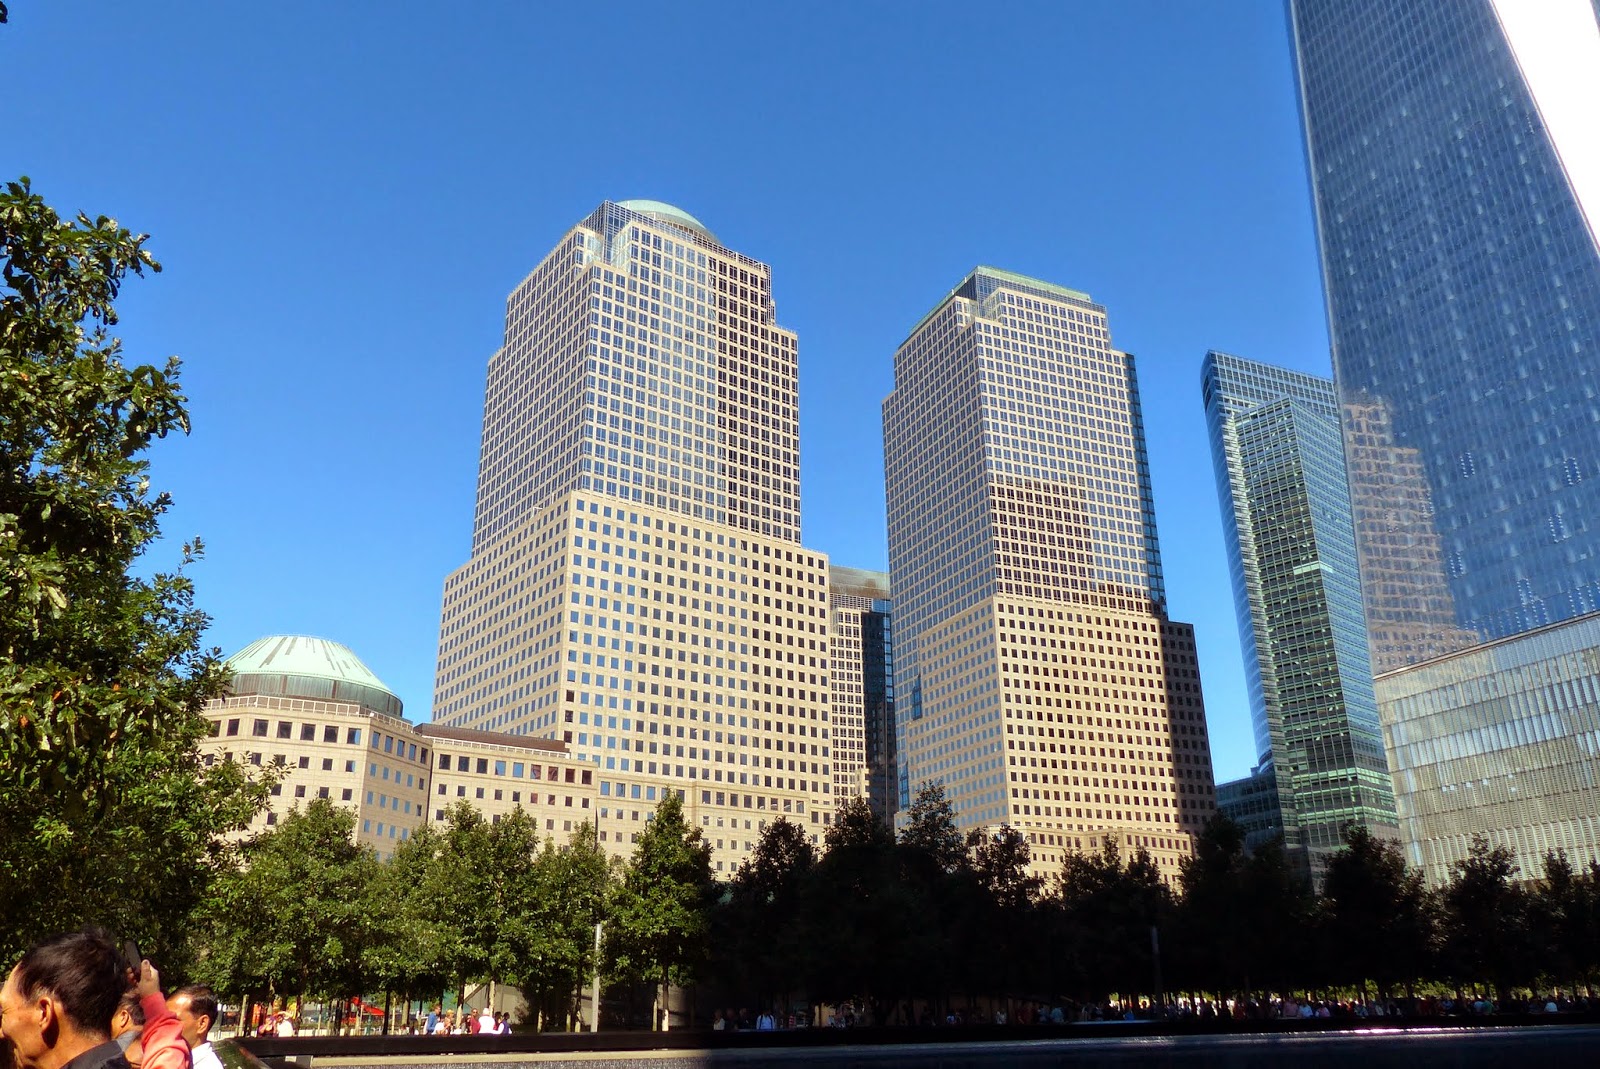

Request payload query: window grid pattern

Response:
[884,268,1213,878]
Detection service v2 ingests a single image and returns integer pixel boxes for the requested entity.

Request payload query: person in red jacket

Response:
[128,963,187,1069]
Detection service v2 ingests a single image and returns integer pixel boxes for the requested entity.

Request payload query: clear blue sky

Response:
[3,2,1333,784]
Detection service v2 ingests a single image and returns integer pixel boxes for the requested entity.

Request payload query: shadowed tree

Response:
[1173,815,1310,999]
[966,825,1042,1010]
[1317,825,1435,998]
[1439,835,1535,1003]
[802,797,912,1025]
[1528,852,1600,997]
[714,817,816,1014]
[1052,837,1174,1003]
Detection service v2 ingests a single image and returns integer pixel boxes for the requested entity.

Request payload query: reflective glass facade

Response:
[1378,613,1600,885]
[884,267,1215,880]
[1290,0,1600,878]
[829,566,896,826]
[1203,352,1396,880]
[1290,0,1600,665]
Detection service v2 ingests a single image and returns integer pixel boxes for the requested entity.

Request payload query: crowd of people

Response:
[419,1005,511,1035]
[0,930,221,1069]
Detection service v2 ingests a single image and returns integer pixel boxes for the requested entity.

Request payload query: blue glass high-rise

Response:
[1289,0,1600,881]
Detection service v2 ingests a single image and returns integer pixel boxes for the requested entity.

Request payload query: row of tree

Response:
[3,174,1598,1027]
[178,783,1600,1030]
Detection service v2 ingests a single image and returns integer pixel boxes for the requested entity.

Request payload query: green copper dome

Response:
[616,199,718,243]
[225,635,403,718]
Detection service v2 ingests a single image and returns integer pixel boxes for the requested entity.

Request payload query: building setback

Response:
[1201,351,1396,882]
[829,566,895,826]
[1290,0,1600,881]
[432,201,837,874]
[883,266,1216,881]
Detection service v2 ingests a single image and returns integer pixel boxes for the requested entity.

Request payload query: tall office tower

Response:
[828,566,896,825]
[1201,351,1396,882]
[1290,1,1600,881]
[434,201,836,874]
[883,267,1216,880]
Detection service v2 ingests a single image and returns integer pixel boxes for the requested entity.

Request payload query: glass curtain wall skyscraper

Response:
[884,267,1216,881]
[1202,351,1396,881]
[1290,1,1600,880]
[434,201,843,874]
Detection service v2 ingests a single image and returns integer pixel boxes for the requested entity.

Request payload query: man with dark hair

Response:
[0,930,130,1069]
[163,990,217,1069]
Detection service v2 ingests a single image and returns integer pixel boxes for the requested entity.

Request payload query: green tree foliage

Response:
[899,781,965,873]
[0,177,267,963]
[713,817,815,1011]
[1318,825,1435,996]
[365,822,452,1008]
[1173,815,1311,997]
[519,824,614,1029]
[1052,837,1174,1001]
[1439,835,1535,1000]
[606,792,714,1028]
[799,797,911,1023]
[407,803,500,998]
[1527,852,1599,995]
[198,799,380,1015]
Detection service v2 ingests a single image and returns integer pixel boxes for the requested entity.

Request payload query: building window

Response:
[321,758,333,771]
[276,721,292,739]
[252,720,268,737]
[439,754,450,770]
[347,728,362,745]
[294,785,306,798]
[324,725,339,743]
[318,787,329,799]
[342,788,353,801]
[300,723,316,741]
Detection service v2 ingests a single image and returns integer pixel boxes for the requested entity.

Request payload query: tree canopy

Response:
[0,177,267,963]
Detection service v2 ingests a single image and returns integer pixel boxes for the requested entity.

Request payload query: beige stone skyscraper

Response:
[883,267,1216,880]
[434,201,836,873]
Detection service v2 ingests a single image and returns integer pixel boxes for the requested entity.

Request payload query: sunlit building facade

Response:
[884,267,1216,881]
[199,635,597,860]
[1290,0,1600,881]
[1202,351,1396,882]
[432,201,836,874]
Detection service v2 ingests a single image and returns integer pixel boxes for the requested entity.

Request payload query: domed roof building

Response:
[226,634,403,718]
[613,199,718,243]
[198,634,595,858]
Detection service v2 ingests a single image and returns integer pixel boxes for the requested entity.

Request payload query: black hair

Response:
[174,985,218,1036]
[11,929,126,1037]
[117,990,147,1026]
